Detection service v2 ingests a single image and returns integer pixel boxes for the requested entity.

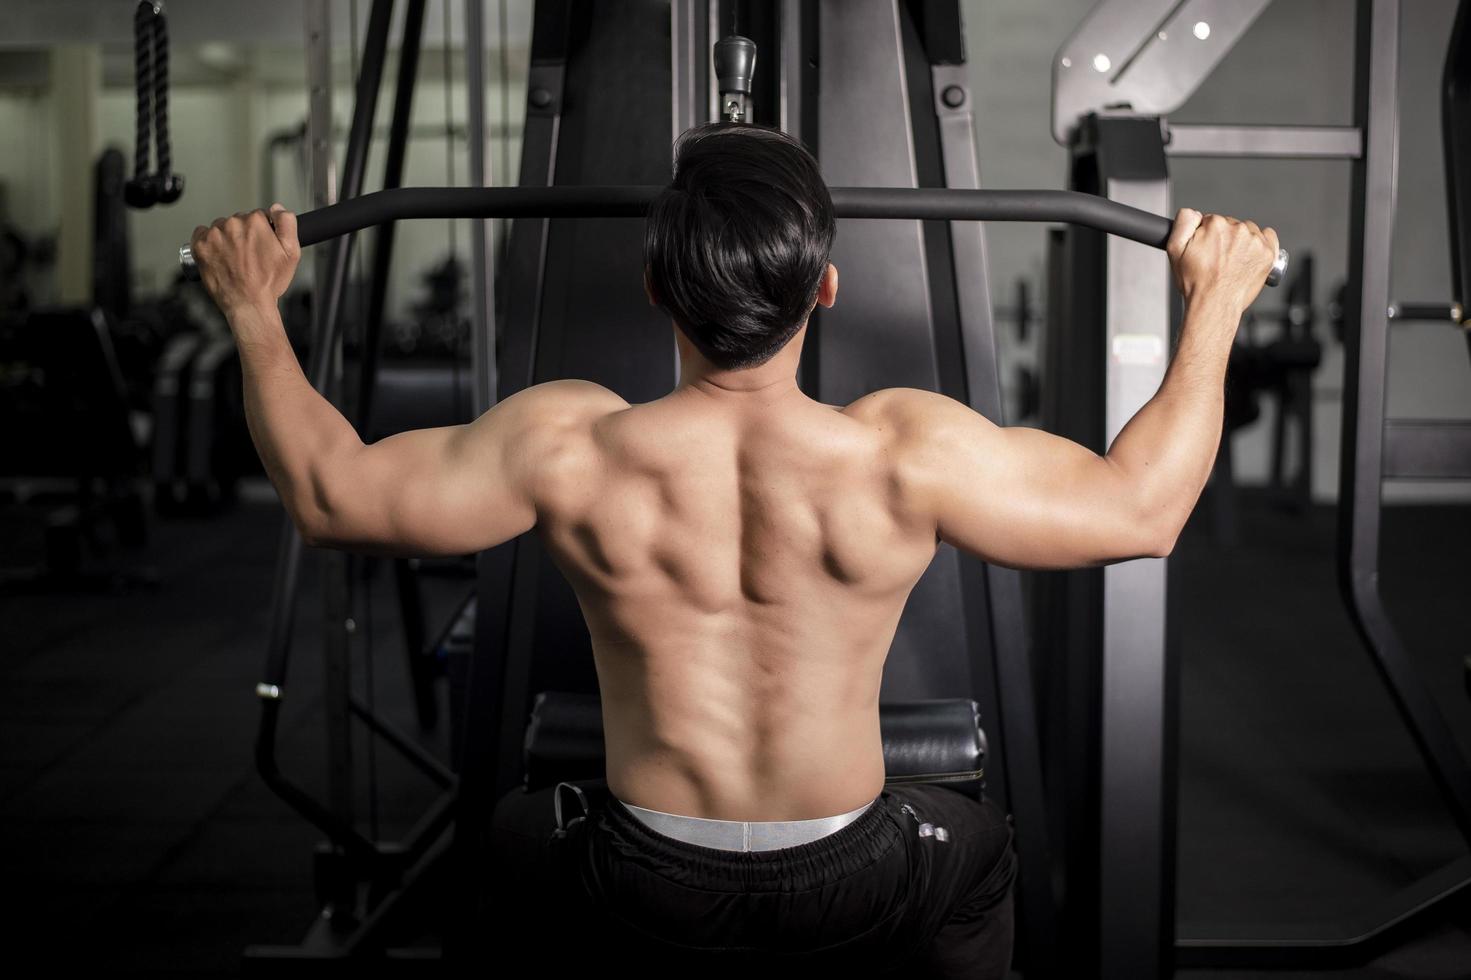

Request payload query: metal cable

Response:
[496,0,510,261]
[442,0,457,257]
[348,0,382,846]
[442,0,462,411]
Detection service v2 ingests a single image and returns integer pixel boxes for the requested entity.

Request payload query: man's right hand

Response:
[1165,208,1280,311]
[190,203,301,320]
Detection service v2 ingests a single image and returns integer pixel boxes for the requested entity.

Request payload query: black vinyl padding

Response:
[521,690,986,792]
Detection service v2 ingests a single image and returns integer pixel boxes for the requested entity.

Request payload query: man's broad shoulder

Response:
[840,387,999,503]
[840,386,968,440]
[492,379,628,473]
[840,387,964,540]
[524,377,630,413]
[507,378,630,435]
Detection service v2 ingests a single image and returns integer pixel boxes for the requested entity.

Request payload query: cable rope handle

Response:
[125,1,156,207]
[126,2,184,209]
[152,4,183,203]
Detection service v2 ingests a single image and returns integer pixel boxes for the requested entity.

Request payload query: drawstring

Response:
[898,800,951,843]
[551,781,591,840]
[547,781,596,893]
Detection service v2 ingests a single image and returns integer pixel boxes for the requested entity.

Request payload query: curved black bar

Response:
[318,186,1174,245]
[180,185,1287,284]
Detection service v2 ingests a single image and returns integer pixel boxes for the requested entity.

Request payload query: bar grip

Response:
[1268,248,1289,288]
[178,186,1287,287]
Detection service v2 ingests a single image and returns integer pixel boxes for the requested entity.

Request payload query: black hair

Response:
[643,122,836,371]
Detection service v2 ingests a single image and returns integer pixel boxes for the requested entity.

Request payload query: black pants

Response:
[483,779,1017,978]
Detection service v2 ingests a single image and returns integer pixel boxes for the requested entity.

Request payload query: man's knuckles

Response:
[199,212,281,254]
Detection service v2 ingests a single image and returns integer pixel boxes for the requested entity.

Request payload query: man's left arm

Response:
[191,205,604,558]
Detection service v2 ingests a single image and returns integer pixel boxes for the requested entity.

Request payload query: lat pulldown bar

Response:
[177,185,1289,286]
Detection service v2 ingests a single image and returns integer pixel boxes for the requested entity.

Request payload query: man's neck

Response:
[667,318,812,406]
[678,371,801,397]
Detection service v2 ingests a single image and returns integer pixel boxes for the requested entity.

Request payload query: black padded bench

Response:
[520,691,988,795]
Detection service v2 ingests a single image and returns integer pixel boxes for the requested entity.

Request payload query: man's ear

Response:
[643,267,657,307]
[816,263,838,308]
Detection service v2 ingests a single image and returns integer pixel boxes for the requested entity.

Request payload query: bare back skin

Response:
[536,384,935,822]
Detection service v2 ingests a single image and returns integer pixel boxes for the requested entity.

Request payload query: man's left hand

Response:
[190,203,300,318]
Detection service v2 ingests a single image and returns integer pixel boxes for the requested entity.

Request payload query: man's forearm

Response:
[1104,292,1243,545]
[228,302,361,538]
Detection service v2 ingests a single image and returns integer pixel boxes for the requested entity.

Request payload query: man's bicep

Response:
[913,404,1165,570]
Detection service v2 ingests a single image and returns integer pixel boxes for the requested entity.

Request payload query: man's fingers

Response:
[1263,226,1280,262]
[1167,207,1203,260]
[269,203,300,258]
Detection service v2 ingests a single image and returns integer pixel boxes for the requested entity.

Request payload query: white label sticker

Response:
[1111,333,1165,366]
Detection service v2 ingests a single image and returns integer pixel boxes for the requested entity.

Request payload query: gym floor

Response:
[2,479,1469,977]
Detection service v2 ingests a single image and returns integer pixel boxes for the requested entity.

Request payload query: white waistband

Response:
[616,795,879,852]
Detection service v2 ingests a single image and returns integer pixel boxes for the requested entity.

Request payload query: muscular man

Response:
[190,122,1277,978]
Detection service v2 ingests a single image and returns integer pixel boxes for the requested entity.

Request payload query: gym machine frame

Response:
[1047,1,1471,976]
[183,0,1284,970]
[238,0,462,967]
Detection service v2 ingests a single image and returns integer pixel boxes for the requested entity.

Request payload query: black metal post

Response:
[1337,0,1471,844]
[466,0,500,418]
[310,0,396,391]
[1444,0,1471,361]
[918,3,1060,971]
[357,0,427,433]
[253,0,396,860]
[347,0,438,736]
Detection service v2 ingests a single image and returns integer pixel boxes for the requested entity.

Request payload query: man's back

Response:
[535,384,939,822]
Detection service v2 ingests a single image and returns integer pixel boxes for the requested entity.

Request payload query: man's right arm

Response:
[887,209,1278,571]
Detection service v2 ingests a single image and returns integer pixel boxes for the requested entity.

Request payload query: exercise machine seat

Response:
[520,690,987,792]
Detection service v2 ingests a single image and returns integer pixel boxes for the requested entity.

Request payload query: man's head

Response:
[644,122,837,372]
